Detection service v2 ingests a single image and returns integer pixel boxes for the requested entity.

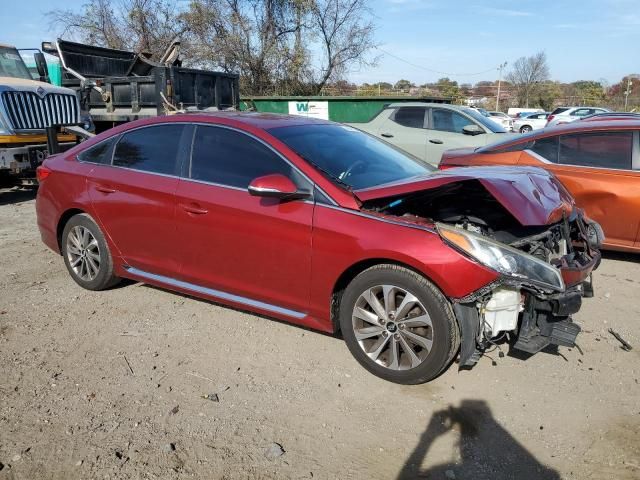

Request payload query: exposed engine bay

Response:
[362,179,603,367]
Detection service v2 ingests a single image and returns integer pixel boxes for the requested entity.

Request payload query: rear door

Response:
[87,123,192,276]
[174,124,314,315]
[375,106,428,159]
[425,108,489,165]
[519,130,640,248]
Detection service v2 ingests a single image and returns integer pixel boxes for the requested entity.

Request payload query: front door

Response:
[425,108,489,165]
[175,125,314,315]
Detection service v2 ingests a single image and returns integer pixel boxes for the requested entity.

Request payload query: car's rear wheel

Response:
[62,213,120,291]
[339,265,459,384]
[520,125,532,133]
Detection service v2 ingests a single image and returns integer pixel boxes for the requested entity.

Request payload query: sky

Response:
[2,0,638,86]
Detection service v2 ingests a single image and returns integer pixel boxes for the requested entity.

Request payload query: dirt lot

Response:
[0,186,639,480]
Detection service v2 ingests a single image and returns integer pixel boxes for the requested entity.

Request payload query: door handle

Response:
[179,203,208,215]
[381,133,394,138]
[95,185,116,194]
[429,139,444,144]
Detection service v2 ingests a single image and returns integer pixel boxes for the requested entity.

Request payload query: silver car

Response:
[512,112,549,133]
[349,103,511,165]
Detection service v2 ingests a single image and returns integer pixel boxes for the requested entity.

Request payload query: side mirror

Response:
[34,52,50,83]
[462,124,485,136]
[248,174,309,200]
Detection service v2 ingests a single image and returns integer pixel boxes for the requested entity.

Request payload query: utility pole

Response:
[624,77,632,111]
[496,61,507,111]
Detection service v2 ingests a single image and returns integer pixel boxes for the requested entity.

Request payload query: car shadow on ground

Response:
[602,250,640,264]
[396,399,561,480]
[140,283,342,340]
[0,186,38,206]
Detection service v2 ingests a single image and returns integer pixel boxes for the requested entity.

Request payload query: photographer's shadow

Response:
[397,399,560,480]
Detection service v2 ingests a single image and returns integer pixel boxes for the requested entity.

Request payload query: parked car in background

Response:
[439,119,640,252]
[350,103,511,165]
[546,106,610,127]
[487,111,514,131]
[508,107,544,118]
[513,112,549,133]
[580,112,640,122]
[36,112,600,383]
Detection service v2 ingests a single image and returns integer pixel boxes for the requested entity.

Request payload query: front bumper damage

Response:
[454,249,600,368]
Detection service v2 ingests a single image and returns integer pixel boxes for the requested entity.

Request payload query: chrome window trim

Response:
[316,203,436,234]
[525,148,554,164]
[79,120,339,205]
[125,266,306,319]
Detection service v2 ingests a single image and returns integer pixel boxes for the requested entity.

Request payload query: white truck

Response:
[0,43,81,185]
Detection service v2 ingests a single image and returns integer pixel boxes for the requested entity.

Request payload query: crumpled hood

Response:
[354,166,576,226]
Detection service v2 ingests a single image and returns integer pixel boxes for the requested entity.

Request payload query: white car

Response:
[512,112,549,133]
[487,111,513,131]
[546,106,610,127]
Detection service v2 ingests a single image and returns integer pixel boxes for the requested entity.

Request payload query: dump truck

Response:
[43,39,240,132]
[0,43,82,185]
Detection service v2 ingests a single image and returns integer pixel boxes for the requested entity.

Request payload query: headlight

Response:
[437,223,565,292]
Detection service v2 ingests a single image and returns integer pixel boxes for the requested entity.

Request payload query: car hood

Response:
[354,166,575,226]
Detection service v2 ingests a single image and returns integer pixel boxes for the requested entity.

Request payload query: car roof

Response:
[479,119,640,152]
[186,111,333,129]
[385,102,460,109]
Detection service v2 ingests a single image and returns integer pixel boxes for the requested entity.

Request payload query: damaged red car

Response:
[36,113,601,384]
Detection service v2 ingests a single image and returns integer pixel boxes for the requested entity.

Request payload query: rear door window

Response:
[190,125,292,188]
[391,107,426,129]
[529,136,559,162]
[78,137,117,164]
[558,132,633,170]
[113,124,188,175]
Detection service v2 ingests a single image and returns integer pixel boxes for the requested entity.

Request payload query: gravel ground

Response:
[0,186,639,480]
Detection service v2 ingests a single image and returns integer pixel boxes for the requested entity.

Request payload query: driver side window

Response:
[190,126,293,188]
[431,109,474,134]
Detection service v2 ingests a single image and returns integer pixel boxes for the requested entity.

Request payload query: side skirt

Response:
[124,266,307,320]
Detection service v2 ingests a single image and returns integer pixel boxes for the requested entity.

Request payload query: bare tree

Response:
[50,0,376,96]
[506,51,550,108]
[49,0,189,58]
[308,0,376,94]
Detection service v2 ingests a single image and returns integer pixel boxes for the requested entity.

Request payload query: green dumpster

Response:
[240,96,451,123]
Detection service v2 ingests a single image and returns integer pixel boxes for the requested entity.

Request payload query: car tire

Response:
[520,125,532,133]
[61,213,120,291]
[339,264,460,384]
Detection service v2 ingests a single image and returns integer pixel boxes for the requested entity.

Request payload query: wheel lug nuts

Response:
[394,333,400,340]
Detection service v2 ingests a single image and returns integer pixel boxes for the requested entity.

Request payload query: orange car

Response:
[439,120,640,252]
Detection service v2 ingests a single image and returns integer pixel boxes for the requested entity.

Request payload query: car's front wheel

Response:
[520,125,532,133]
[61,213,120,291]
[339,265,460,384]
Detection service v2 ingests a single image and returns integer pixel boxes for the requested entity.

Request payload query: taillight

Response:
[546,114,555,124]
[36,165,52,182]
[438,164,458,170]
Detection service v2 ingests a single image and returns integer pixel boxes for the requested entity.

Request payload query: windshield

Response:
[460,108,507,133]
[0,46,32,79]
[269,123,434,190]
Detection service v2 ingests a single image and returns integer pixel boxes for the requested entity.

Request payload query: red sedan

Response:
[36,113,600,384]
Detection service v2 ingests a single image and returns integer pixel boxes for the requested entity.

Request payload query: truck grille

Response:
[1,91,80,132]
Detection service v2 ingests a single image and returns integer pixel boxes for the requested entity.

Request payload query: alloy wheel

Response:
[351,285,433,370]
[66,225,101,281]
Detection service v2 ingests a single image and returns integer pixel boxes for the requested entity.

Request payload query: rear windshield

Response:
[551,107,569,115]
